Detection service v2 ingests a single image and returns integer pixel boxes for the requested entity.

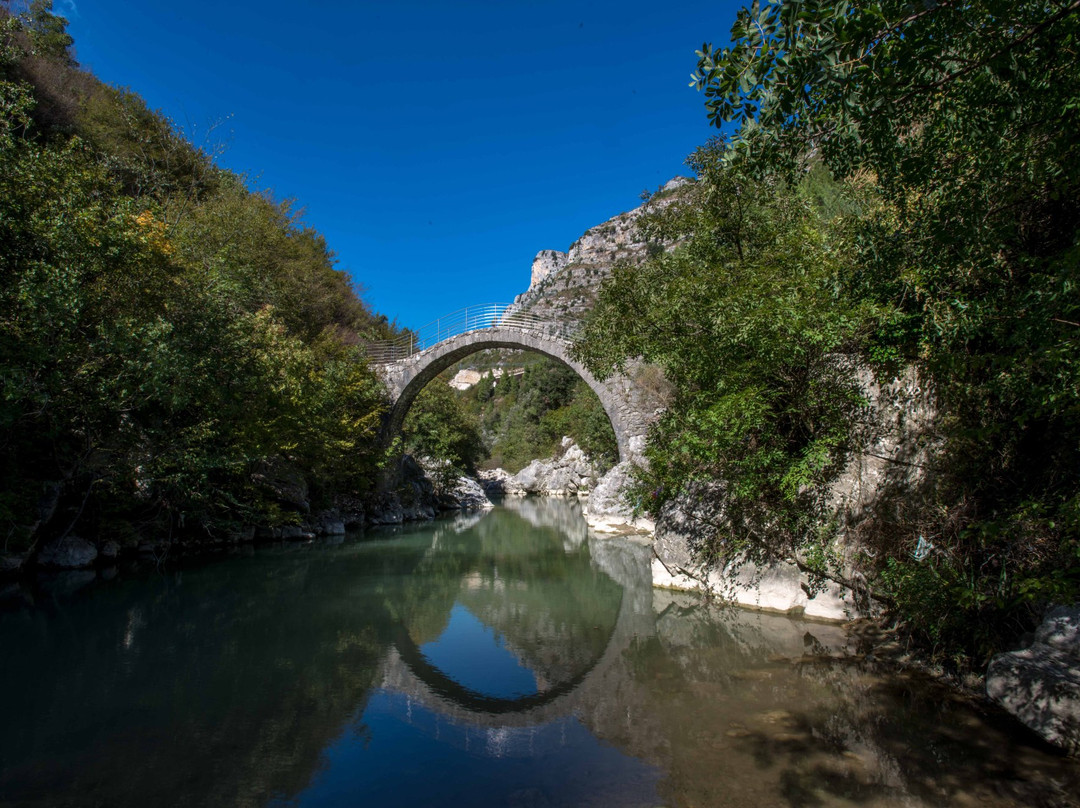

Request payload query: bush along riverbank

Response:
[565,1,1080,754]
[0,454,493,576]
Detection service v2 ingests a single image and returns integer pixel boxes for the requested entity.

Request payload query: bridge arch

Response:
[377,327,651,462]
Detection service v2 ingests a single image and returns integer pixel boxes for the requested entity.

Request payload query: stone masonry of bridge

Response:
[377,326,661,463]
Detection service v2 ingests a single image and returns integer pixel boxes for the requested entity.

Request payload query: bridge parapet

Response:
[363,303,575,363]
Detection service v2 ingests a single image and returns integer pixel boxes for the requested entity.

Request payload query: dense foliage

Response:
[459,355,618,474]
[402,379,486,486]
[405,354,618,477]
[0,3,400,552]
[579,0,1080,664]
[576,151,876,582]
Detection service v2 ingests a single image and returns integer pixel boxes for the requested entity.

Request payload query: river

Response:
[1,498,1076,807]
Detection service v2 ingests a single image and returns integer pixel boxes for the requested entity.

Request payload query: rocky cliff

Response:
[511,177,691,329]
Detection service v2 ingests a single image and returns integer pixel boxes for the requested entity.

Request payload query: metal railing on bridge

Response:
[361,304,578,364]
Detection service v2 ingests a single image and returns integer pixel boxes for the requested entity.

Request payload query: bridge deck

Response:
[363,303,578,364]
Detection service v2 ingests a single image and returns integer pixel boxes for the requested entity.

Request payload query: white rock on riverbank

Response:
[583,461,654,534]
[483,439,600,498]
[986,605,1080,754]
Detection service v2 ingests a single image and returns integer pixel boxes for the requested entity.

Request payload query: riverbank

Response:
[0,456,493,580]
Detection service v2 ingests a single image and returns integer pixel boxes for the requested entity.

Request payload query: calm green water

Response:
[1,498,1077,808]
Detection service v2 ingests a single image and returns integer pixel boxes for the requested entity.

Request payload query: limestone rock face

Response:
[448,369,483,390]
[443,476,494,512]
[37,537,98,569]
[503,439,600,497]
[512,177,692,329]
[649,486,858,622]
[584,461,654,534]
[987,605,1080,754]
[825,365,939,547]
[530,249,568,290]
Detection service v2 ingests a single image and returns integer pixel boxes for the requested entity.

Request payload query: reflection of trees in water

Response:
[395,505,623,690]
[586,590,1080,808]
[6,512,1072,808]
[0,508,618,808]
[0,543,430,808]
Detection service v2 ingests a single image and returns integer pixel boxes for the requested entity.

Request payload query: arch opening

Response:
[379,330,635,465]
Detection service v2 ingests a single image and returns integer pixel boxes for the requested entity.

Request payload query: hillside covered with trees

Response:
[575,0,1080,665]
[0,2,405,554]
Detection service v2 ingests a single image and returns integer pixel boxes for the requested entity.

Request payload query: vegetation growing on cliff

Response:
[404,354,618,477]
[0,2,401,552]
[578,0,1080,665]
[459,355,618,474]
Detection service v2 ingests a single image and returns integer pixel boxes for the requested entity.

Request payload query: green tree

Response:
[0,21,396,549]
[20,1,74,64]
[671,0,1080,661]
[403,379,485,484]
[576,145,874,581]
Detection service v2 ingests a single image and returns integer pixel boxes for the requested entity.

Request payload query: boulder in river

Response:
[444,476,494,512]
[36,536,98,569]
[502,439,600,497]
[987,605,1080,754]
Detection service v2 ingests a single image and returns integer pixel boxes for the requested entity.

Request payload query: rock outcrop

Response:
[440,475,494,512]
[529,249,569,291]
[644,483,858,621]
[987,605,1080,754]
[36,536,99,569]
[497,439,600,497]
[513,177,692,329]
[584,461,654,534]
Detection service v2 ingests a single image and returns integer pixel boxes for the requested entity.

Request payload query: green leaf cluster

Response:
[576,147,874,572]
[457,356,618,474]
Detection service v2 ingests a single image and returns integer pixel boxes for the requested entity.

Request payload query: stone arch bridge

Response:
[365,304,661,462]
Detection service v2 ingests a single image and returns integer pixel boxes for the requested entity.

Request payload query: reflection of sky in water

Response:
[271,690,662,808]
[419,603,539,699]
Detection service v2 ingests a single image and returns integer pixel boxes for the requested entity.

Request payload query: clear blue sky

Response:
[61,0,741,331]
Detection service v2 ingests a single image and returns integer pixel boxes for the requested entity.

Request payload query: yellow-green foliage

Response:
[0,12,398,546]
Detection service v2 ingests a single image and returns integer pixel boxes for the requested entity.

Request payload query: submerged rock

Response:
[987,605,1080,754]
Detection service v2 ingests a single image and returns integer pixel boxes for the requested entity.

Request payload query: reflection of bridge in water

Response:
[379,515,655,734]
[374,497,855,762]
